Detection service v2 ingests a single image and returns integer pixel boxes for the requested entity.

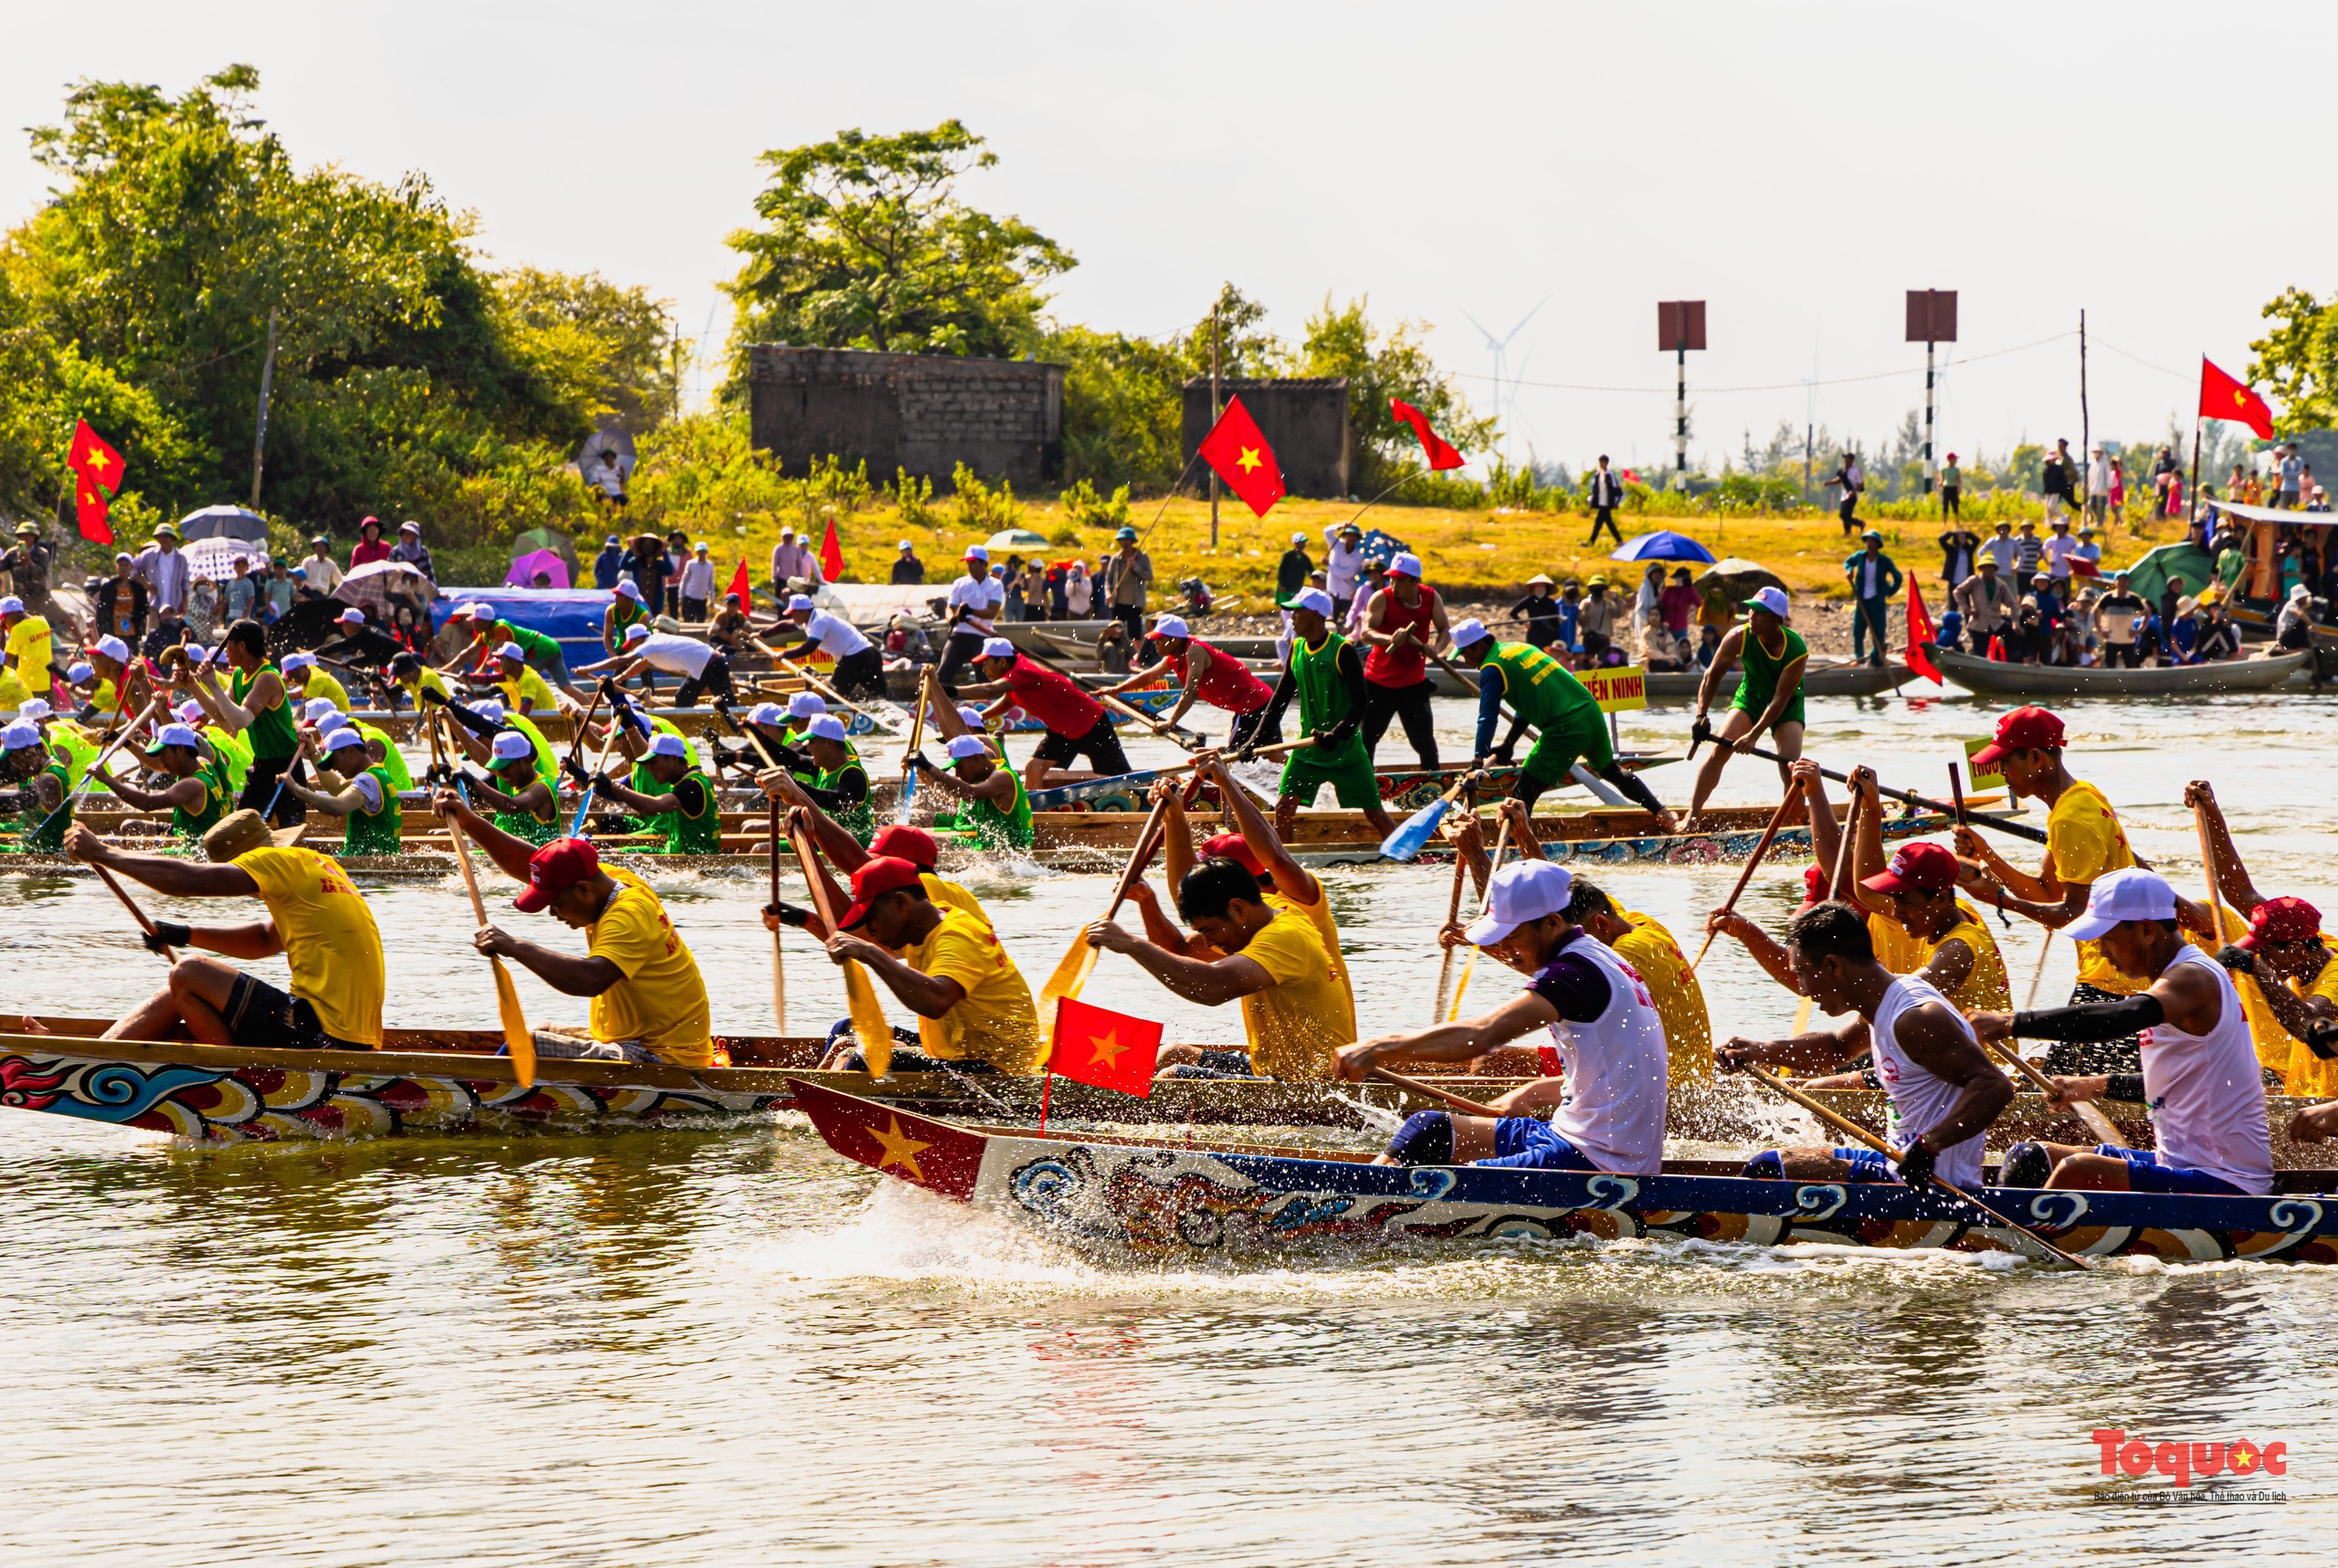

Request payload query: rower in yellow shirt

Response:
[389,652,451,712]
[491,643,563,716]
[63,809,386,1049]
[2189,779,2338,1094]
[281,655,351,715]
[436,792,721,1068]
[2,596,55,706]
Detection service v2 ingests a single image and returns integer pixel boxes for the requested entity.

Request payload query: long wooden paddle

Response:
[436,725,537,1090]
[1442,811,1515,1025]
[1738,1062,2095,1268]
[90,863,176,965]
[33,694,167,842]
[1687,787,1802,974]
[768,797,786,1033]
[897,667,932,825]
[1364,1064,1508,1119]
[2193,797,2229,945]
[749,637,901,731]
[1728,742,2052,848]
[1028,645,1205,749]
[1382,769,1480,863]
[1037,787,1179,1011]
[1979,1032,2126,1147]
[1429,783,1476,1024]
[787,821,896,1077]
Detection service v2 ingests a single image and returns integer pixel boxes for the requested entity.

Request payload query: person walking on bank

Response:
[1358,552,1450,769]
[1585,456,1625,548]
[1322,522,1366,621]
[1843,530,1901,668]
[1828,450,1866,535]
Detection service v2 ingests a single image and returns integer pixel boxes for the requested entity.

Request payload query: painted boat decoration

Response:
[792,1079,2338,1267]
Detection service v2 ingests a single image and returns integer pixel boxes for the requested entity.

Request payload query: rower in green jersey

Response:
[191,619,304,826]
[915,732,1032,850]
[1252,588,1397,843]
[596,730,721,853]
[353,720,413,792]
[1686,585,1810,831]
[751,713,873,846]
[466,729,561,847]
[0,718,71,851]
[281,725,404,856]
[90,721,233,840]
[1448,621,1678,827]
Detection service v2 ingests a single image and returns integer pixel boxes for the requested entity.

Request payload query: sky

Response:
[6,1,2332,478]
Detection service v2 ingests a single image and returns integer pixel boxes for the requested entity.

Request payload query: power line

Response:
[1448,329,2081,396]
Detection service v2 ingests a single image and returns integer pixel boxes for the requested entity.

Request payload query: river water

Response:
[5,690,2333,1563]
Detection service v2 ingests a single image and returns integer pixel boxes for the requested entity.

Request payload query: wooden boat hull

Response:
[1931,646,2310,698]
[1645,660,1914,703]
[1026,753,1677,815]
[793,1079,2338,1266]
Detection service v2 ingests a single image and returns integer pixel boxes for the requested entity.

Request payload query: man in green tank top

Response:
[466,729,562,847]
[1448,620,1677,826]
[1687,586,1809,830]
[595,730,722,853]
[1251,590,1396,842]
[753,714,874,846]
[189,619,305,825]
[913,731,1033,850]
[281,726,405,856]
[0,719,70,851]
[93,723,232,839]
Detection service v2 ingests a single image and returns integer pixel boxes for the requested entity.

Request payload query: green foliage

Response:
[1045,321,1188,490]
[1296,296,1495,494]
[1701,472,1803,513]
[1058,477,1130,531]
[497,268,679,429]
[949,462,1022,532]
[893,468,939,529]
[723,119,1072,380]
[2249,286,2338,434]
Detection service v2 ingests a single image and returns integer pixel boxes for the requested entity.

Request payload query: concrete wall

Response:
[1181,378,1353,498]
[746,345,1064,489]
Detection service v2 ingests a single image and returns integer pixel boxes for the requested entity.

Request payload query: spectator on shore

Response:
[2280,444,2303,509]
[1659,567,1700,638]
[1585,456,1625,547]
[1979,519,2018,580]
[678,542,715,621]
[2152,444,2178,518]
[2043,516,2079,599]
[2086,447,2112,531]
[1508,574,1564,650]
[594,534,624,590]
[1939,452,1962,521]
[350,517,392,568]
[1554,580,1584,662]
[2013,519,2044,596]
[770,527,821,595]
[623,533,669,620]
[2196,599,2243,660]
[1694,623,1723,669]
[1842,530,1901,668]
[2093,573,2149,668]
[2108,458,2126,521]
[891,540,925,584]
[590,447,627,510]
[1937,520,1979,591]
[391,521,434,582]
[1827,450,1865,535]
[1102,526,1152,643]
[94,553,147,647]
[1065,559,1093,619]
[1575,575,1619,663]
[1277,532,1312,604]
[2075,523,2102,579]
[1933,606,1965,654]
[300,535,342,595]
[1633,563,1665,645]
[2166,596,2201,663]
[1322,522,1365,619]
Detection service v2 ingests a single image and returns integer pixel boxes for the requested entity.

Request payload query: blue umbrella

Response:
[1609,530,1717,564]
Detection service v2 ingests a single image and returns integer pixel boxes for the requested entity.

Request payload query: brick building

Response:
[747,345,1064,489]
[1181,378,1353,498]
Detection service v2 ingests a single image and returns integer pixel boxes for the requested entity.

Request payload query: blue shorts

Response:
[1831,1146,1903,1183]
[2097,1145,2246,1195]
[1159,1049,1259,1080]
[1474,1117,1600,1172]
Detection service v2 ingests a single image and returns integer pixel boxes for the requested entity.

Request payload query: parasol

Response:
[1694,557,1791,621]
[504,549,572,589]
[177,505,270,543]
[1610,529,1717,564]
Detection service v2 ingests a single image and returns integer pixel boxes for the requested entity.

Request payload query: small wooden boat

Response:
[1930,646,2311,699]
[793,1079,2338,1266]
[1026,753,1678,815]
[1645,658,1916,703]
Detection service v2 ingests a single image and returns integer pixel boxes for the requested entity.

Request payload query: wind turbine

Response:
[1460,297,1550,464]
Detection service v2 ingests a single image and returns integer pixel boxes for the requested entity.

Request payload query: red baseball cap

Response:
[2238,895,2322,951]
[1972,705,2065,768]
[1801,864,1829,905]
[1861,840,1960,895]
[837,856,923,930]
[1202,833,1265,876]
[513,837,602,912]
[867,825,940,870]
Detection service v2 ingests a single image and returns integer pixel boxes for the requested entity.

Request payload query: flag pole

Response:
[2188,360,2204,533]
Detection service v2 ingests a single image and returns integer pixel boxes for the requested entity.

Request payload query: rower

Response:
[448,605,581,701]
[91,722,233,841]
[1357,552,1449,769]
[2185,777,2338,1096]
[801,846,1044,1075]
[1335,859,1669,1173]
[594,731,721,853]
[64,810,385,1051]
[1685,585,1807,830]
[748,715,872,845]
[768,817,993,933]
[452,697,558,792]
[490,644,563,717]
[1950,705,2143,1073]
[458,730,560,847]
[577,620,733,709]
[389,652,451,714]
[1967,869,2275,1195]
[1448,618,1675,825]
[1088,854,1350,1082]
[934,544,1004,697]
[82,636,136,722]
[301,696,412,794]
[601,580,650,658]
[18,699,96,793]
[0,720,69,851]
[184,619,306,826]
[279,653,351,715]
[178,698,249,793]
[1716,902,2012,1190]
[1249,587,1397,843]
[279,725,404,857]
[911,699,1030,850]
[956,636,1133,790]
[1,595,58,707]
[1103,613,1280,750]
[437,799,720,1068]
[764,594,884,700]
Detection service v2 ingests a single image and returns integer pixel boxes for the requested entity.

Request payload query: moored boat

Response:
[1930,645,2310,699]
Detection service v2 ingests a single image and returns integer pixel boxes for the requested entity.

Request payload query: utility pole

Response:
[1657,301,1706,487]
[2079,308,2091,490]
[1805,424,1814,506]
[1209,303,1222,551]
[248,305,280,510]
[1905,290,1957,496]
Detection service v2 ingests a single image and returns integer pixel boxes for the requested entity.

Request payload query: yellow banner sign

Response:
[1962,737,2005,795]
[1578,664,1648,714]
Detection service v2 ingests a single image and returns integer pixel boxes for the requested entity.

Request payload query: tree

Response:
[498,268,679,432]
[2249,286,2338,434]
[723,120,1073,376]
[1296,296,1494,493]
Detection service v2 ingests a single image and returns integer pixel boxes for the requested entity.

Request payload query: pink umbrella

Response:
[503,548,571,589]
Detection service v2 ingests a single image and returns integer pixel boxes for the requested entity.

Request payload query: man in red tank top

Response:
[1103,613,1281,750]
[955,636,1134,789]
[1360,552,1449,767]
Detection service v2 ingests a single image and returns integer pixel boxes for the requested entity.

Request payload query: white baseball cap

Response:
[624,623,650,643]
[747,701,786,726]
[176,700,204,723]
[2,721,41,750]
[320,727,366,755]
[786,692,826,720]
[806,714,848,743]
[1743,585,1791,619]
[980,637,1016,659]
[2061,868,2179,942]
[149,723,202,752]
[94,636,130,663]
[497,645,526,663]
[897,539,914,551]
[956,705,987,728]
[964,544,990,563]
[1388,552,1424,579]
[0,597,24,616]
[787,594,816,612]
[1464,860,1577,948]
[465,602,498,620]
[280,653,314,672]
[473,700,507,723]
[945,734,989,761]
[1148,614,1191,640]
[16,699,48,721]
[616,581,644,602]
[490,731,534,763]
[303,698,340,723]
[1290,531,1306,545]
[1289,587,1333,616]
[66,662,93,685]
[648,732,689,759]
[338,608,365,625]
[1450,618,1493,649]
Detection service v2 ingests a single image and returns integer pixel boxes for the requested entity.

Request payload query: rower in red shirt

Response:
[1359,552,1449,768]
[955,636,1134,790]
[1101,613,1280,750]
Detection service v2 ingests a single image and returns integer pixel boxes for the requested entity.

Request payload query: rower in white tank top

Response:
[1870,973,1989,1190]
[1542,934,1670,1176]
[2139,945,2274,1194]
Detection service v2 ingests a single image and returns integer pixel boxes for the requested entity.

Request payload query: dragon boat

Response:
[792,1079,2338,1267]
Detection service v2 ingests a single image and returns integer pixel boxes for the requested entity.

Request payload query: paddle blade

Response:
[1379,799,1449,862]
[896,768,917,826]
[1037,924,1100,1010]
[491,957,535,1089]
[843,960,892,1079]
[1447,952,1480,1023]
[1430,946,1458,1025]
[771,929,787,1034]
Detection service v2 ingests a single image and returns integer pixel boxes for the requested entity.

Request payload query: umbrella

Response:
[181,536,266,581]
[985,528,1053,552]
[503,549,572,589]
[334,558,435,615]
[178,505,269,543]
[1610,530,1716,564]
[511,527,583,583]
[1694,557,1792,621]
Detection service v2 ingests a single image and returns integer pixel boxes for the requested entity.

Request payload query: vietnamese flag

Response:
[818,516,845,583]
[1048,994,1161,1097]
[2200,358,2275,440]
[1905,578,1942,685]
[723,558,753,610]
[1391,397,1464,470]
[67,418,124,545]
[1196,395,1286,517]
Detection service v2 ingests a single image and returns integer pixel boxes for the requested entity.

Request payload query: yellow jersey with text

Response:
[234,847,385,1047]
[586,868,713,1067]
[2046,779,2138,992]
[896,905,1044,1074]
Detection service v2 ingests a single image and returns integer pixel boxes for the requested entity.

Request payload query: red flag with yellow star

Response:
[1195,395,1285,518]
[67,418,125,545]
[2199,358,2274,440]
[1048,995,1161,1097]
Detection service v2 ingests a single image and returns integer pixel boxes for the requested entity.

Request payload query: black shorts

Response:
[1032,713,1132,774]
[830,646,884,700]
[673,653,733,707]
[223,973,366,1054]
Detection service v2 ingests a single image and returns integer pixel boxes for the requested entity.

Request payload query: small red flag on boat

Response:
[1196,395,1286,518]
[67,418,124,545]
[1905,578,1942,685]
[723,558,753,609]
[818,516,845,583]
[1390,398,1464,470]
[1048,995,1161,1098]
[2199,358,2275,440]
